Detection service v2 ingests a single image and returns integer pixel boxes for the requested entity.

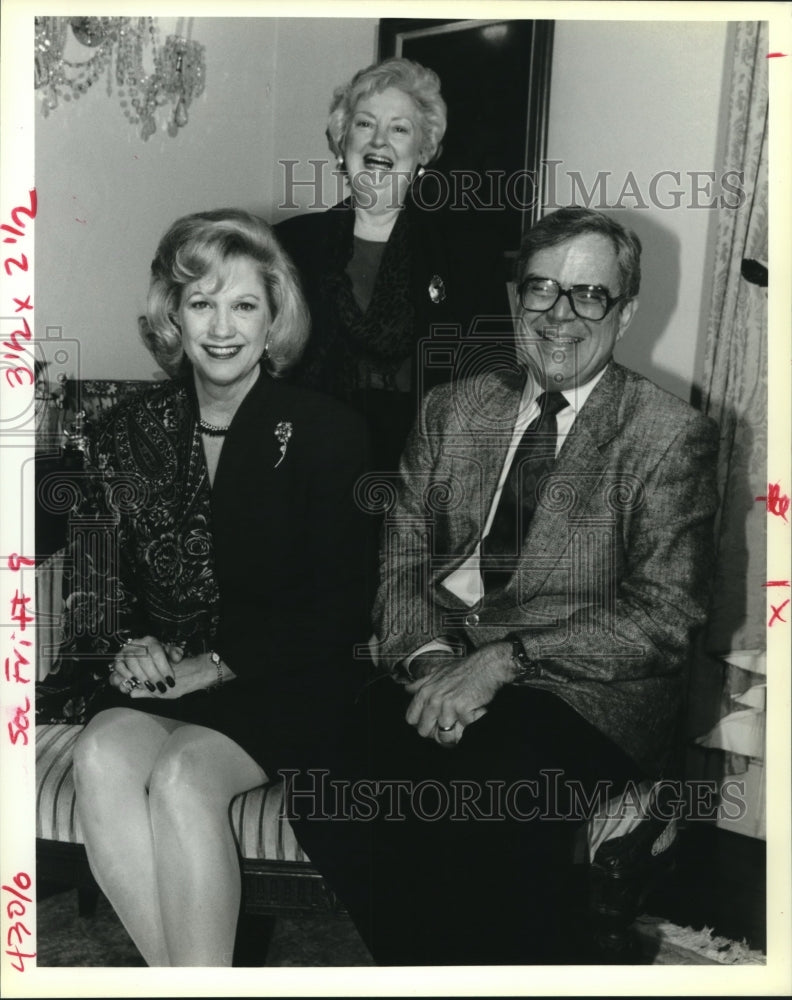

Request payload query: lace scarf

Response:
[303,202,416,394]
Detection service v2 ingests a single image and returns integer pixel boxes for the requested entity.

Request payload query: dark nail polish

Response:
[145,681,156,693]
[156,681,167,694]
[166,676,176,688]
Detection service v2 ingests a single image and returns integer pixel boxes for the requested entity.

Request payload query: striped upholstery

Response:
[229,782,308,863]
[36,724,84,842]
[36,723,311,864]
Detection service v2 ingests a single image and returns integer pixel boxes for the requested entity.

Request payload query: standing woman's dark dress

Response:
[60,368,372,775]
[276,189,512,473]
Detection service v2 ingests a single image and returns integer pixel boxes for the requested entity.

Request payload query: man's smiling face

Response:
[516,233,638,390]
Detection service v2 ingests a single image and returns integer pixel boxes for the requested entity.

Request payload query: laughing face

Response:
[344,86,426,211]
[516,233,638,391]
[177,255,271,398]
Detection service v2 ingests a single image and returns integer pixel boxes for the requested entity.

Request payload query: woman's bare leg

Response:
[147,724,267,966]
[73,708,183,966]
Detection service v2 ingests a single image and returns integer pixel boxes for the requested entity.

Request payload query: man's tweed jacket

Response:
[372,361,719,776]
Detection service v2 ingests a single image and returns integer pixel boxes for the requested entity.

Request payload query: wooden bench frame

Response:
[36,839,340,918]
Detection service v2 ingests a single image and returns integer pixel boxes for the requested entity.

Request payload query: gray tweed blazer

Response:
[372,361,719,775]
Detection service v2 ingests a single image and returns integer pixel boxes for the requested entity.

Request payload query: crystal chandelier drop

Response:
[34,16,206,140]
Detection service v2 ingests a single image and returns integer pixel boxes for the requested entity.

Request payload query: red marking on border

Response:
[755,483,790,521]
[7,555,35,572]
[766,52,788,58]
[2,872,35,970]
[768,599,790,627]
[763,580,790,587]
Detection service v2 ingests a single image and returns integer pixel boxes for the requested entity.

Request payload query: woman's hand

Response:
[111,637,235,699]
[110,636,179,695]
[129,652,229,700]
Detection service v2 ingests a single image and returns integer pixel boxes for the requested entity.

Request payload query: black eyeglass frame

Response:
[517,277,626,321]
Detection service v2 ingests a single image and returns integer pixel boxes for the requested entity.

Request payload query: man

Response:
[289,207,718,965]
[361,206,719,963]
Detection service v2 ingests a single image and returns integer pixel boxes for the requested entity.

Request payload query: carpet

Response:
[34,889,766,968]
[633,914,766,966]
[35,890,373,967]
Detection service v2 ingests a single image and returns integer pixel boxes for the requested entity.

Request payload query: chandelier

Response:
[34,16,206,140]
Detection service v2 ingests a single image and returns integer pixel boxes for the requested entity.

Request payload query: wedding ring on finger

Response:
[437,722,456,732]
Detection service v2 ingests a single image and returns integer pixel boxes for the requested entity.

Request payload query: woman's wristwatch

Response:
[208,650,224,689]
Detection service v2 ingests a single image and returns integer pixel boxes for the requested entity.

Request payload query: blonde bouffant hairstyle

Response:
[141,209,310,377]
[326,57,447,167]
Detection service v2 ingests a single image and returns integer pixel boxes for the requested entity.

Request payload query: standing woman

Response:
[276,57,512,472]
[68,209,371,966]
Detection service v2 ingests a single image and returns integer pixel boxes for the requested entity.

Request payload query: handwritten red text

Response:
[755,482,790,522]
[2,189,37,387]
[4,562,35,745]
[3,872,36,971]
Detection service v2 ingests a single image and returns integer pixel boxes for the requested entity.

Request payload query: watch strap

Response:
[505,633,539,679]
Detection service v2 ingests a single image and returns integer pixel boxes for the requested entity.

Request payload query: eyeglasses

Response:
[518,277,625,321]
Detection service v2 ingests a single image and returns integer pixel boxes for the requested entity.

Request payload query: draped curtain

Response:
[686,22,769,838]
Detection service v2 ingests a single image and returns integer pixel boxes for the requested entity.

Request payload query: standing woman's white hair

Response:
[326,57,447,169]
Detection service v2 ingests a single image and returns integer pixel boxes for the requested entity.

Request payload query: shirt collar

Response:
[520,362,610,416]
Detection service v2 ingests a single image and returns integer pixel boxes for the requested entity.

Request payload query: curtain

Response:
[687,21,768,838]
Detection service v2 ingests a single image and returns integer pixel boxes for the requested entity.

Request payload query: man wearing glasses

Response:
[355,206,720,964]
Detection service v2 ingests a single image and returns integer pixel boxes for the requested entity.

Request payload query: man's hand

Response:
[404,641,515,746]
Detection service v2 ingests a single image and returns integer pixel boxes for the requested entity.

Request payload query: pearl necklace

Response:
[198,417,230,437]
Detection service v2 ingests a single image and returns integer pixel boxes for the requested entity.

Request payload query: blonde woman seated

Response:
[68,209,371,966]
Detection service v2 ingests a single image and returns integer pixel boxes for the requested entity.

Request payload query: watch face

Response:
[508,636,537,678]
[510,638,527,664]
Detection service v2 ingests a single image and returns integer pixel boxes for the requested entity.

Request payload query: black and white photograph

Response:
[1,1,790,995]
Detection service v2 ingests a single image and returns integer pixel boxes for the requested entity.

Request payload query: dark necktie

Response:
[481,391,569,593]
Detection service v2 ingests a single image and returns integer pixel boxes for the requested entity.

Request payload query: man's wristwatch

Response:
[506,634,539,680]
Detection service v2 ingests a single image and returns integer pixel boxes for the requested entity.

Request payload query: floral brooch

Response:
[428,274,446,305]
[274,420,293,468]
